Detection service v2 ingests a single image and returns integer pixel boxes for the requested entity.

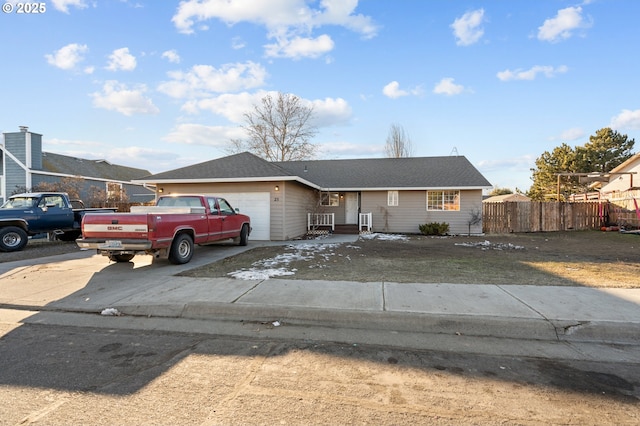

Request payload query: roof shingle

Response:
[140,152,492,189]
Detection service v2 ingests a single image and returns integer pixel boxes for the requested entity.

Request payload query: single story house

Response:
[1,126,155,204]
[482,193,531,203]
[135,151,492,241]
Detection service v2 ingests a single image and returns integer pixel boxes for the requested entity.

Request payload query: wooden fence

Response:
[482,201,606,233]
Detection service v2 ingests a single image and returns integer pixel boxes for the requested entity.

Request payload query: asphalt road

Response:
[1,319,639,425]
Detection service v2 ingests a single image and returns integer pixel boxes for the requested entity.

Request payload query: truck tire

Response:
[108,254,135,262]
[238,224,249,246]
[169,233,194,264]
[0,226,29,252]
[57,230,81,241]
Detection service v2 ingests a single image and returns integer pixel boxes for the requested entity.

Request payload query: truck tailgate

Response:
[81,213,149,239]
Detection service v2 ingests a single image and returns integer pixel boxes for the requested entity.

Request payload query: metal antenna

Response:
[450,146,459,156]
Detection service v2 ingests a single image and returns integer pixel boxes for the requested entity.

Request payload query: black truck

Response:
[0,192,116,252]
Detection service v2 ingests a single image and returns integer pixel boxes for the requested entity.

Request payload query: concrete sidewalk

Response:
[1,237,640,346]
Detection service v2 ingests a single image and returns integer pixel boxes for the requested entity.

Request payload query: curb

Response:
[110,302,640,344]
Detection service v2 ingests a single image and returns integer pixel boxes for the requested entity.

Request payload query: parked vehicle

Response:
[0,192,116,252]
[76,194,251,264]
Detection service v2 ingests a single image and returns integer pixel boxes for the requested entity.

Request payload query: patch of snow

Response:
[228,268,296,280]
[228,242,340,280]
[101,308,121,316]
[359,233,408,241]
[455,240,524,250]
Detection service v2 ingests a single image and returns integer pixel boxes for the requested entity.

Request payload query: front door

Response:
[344,193,358,224]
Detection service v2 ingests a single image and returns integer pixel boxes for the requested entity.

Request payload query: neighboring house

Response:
[1,126,155,204]
[482,193,531,203]
[135,151,492,241]
[597,153,640,224]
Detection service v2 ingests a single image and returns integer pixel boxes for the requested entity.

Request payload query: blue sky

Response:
[1,0,639,192]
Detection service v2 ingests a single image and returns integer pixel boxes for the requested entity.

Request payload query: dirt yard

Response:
[182,231,640,288]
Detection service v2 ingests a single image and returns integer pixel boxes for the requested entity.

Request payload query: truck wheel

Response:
[57,230,81,241]
[238,224,249,246]
[108,254,135,262]
[169,233,194,264]
[0,226,28,252]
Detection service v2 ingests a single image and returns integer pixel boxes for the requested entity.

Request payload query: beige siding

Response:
[361,189,483,235]
[601,158,640,193]
[282,182,317,240]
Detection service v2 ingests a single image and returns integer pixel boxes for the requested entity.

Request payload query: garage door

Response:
[215,193,270,241]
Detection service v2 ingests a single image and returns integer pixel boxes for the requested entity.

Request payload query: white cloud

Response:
[383,81,407,98]
[182,90,352,128]
[45,43,88,70]
[106,48,137,71]
[382,81,422,99]
[171,0,377,59]
[183,91,266,122]
[231,37,246,50]
[317,141,384,158]
[538,6,591,43]
[157,61,267,99]
[556,127,585,141]
[451,9,485,46]
[91,80,159,116]
[433,78,464,96]
[163,123,246,147]
[610,109,640,130]
[161,50,181,64]
[497,65,568,81]
[264,34,335,59]
[310,97,352,126]
[51,0,88,13]
[172,0,377,35]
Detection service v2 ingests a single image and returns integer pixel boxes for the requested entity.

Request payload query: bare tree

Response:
[229,92,318,161]
[384,124,413,158]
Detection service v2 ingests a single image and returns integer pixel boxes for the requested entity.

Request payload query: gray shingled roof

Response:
[145,152,292,180]
[41,152,151,181]
[140,151,492,189]
[275,156,491,189]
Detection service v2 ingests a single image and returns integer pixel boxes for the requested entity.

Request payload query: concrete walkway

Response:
[1,235,639,348]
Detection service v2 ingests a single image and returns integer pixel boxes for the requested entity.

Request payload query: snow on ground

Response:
[228,233,407,280]
[454,240,524,250]
[359,233,408,241]
[228,243,341,280]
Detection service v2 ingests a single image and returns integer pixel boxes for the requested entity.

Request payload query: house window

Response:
[387,190,399,206]
[427,190,460,211]
[321,192,340,206]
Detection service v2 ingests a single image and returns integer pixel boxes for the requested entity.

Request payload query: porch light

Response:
[158,188,164,193]
[275,185,279,191]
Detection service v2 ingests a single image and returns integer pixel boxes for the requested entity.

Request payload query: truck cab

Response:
[1,193,75,233]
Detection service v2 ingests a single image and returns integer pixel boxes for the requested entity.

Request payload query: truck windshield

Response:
[1,197,37,209]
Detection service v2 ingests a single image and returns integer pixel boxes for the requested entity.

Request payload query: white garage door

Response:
[215,193,270,241]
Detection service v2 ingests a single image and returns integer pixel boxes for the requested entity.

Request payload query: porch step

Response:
[333,224,359,234]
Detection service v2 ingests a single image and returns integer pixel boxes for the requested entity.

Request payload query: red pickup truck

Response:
[76,194,251,264]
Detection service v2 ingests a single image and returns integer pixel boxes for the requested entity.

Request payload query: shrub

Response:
[419,222,450,236]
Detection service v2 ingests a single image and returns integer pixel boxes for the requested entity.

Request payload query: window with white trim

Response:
[321,192,340,206]
[387,190,398,206]
[427,190,460,211]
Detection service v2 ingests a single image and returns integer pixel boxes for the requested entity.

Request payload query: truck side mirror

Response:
[235,208,240,213]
